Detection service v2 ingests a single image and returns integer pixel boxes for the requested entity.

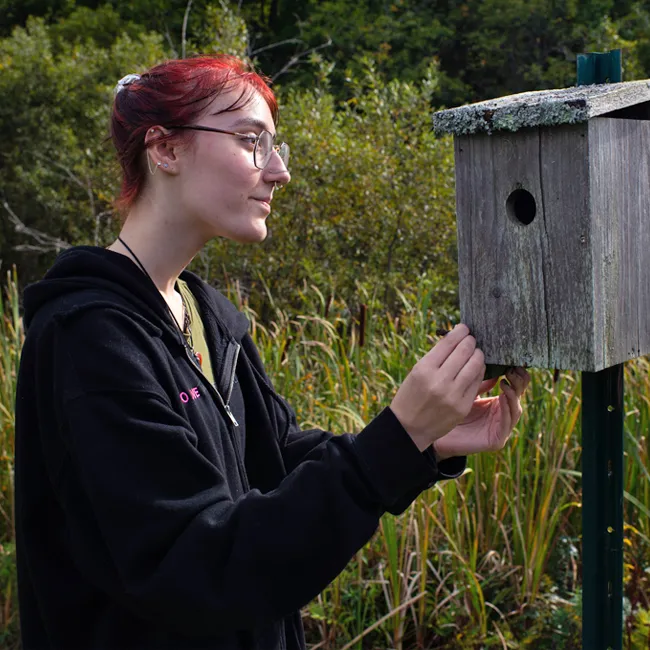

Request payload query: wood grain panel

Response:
[539,123,594,369]
[455,130,548,367]
[589,117,650,368]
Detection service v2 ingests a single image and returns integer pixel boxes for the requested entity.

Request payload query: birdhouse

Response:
[433,80,650,372]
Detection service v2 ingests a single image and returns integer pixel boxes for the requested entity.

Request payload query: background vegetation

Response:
[2,0,650,647]
[3,273,650,648]
[3,0,650,307]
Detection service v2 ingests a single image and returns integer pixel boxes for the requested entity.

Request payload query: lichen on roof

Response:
[433,80,650,136]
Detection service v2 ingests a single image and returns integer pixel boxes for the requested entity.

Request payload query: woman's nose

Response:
[263,150,291,186]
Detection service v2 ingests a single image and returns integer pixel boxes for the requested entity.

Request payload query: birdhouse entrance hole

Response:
[506,188,536,225]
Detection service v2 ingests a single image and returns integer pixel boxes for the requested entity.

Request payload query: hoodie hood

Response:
[23,246,249,341]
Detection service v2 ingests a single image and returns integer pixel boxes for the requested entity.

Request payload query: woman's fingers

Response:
[444,335,480,379]
[427,324,472,369]
[505,367,530,398]
[497,391,512,444]
[494,380,516,446]
[501,378,523,431]
[478,378,499,394]
[456,348,485,398]
[390,323,485,450]
[432,328,484,395]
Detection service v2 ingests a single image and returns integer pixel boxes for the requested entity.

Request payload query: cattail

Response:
[324,294,332,319]
[281,336,293,363]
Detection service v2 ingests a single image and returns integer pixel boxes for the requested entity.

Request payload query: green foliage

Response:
[6,0,650,108]
[48,4,144,51]
[0,4,459,312]
[629,607,650,649]
[0,14,168,280]
[266,0,453,96]
[189,1,249,59]
[7,0,650,104]
[3,1,650,295]
[0,542,18,648]
[201,58,458,314]
[0,269,21,646]
[438,0,616,100]
[0,0,74,37]
[236,0,650,106]
[591,2,650,80]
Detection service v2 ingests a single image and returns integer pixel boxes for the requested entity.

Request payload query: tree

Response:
[0,14,168,280]
[200,57,459,314]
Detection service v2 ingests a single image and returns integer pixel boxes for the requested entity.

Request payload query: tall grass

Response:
[0,267,22,645]
[1,270,649,648]
[230,278,650,649]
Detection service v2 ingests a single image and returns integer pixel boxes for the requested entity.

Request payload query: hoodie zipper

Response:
[183,342,250,491]
[180,281,241,429]
[221,339,241,427]
[183,340,240,424]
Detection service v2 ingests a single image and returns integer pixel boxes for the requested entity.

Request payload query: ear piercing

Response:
[147,128,171,172]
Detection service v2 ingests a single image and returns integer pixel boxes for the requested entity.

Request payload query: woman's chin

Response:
[233,223,268,244]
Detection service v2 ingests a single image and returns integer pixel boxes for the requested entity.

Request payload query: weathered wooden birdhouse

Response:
[433,81,650,371]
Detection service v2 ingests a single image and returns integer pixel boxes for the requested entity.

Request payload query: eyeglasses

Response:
[167,125,290,171]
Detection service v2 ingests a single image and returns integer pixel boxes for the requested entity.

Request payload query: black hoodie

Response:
[14,246,465,650]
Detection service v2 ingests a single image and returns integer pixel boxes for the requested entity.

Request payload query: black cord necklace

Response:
[117,236,199,365]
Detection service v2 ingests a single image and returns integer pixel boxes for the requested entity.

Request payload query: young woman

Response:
[14,55,530,650]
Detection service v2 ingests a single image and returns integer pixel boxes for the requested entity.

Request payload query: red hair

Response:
[110,54,278,214]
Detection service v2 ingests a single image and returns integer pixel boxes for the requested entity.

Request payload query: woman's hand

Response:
[389,324,486,452]
[432,367,531,460]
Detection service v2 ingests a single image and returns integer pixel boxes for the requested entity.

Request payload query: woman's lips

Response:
[252,198,271,212]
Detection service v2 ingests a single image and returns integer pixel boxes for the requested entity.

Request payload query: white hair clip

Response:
[113,74,141,96]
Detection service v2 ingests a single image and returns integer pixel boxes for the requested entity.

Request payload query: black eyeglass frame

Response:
[166,124,289,171]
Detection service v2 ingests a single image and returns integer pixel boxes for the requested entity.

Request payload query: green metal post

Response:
[578,49,625,650]
[582,368,624,650]
[577,50,622,85]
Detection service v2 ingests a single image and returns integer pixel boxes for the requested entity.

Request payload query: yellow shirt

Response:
[177,279,216,388]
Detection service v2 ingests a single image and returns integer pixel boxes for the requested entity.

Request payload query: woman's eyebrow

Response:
[225,117,275,134]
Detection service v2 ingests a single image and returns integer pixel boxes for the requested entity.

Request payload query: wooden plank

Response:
[539,123,595,369]
[434,80,650,136]
[589,117,650,368]
[454,130,548,367]
[637,127,650,357]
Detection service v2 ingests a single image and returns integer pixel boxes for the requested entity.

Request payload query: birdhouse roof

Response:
[433,80,650,136]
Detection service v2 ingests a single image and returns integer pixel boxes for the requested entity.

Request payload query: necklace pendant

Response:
[196,351,203,367]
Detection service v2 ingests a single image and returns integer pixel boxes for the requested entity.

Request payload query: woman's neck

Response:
[107,210,205,299]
